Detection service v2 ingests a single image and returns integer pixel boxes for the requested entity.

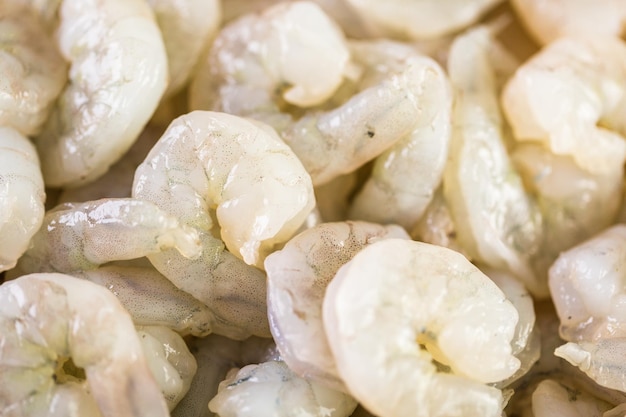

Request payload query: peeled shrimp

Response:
[147,0,221,97]
[35,0,168,187]
[265,221,409,392]
[511,0,626,45]
[344,0,503,40]
[0,127,46,272]
[208,360,357,417]
[444,26,545,296]
[323,239,520,417]
[190,1,352,112]
[0,272,169,417]
[137,325,197,411]
[0,3,67,136]
[502,35,626,177]
[16,198,201,275]
[531,379,618,417]
[347,40,452,230]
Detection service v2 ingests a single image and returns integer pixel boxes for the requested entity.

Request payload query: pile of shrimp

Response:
[3,0,626,416]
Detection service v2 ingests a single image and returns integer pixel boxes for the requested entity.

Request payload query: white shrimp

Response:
[77,264,214,337]
[502,35,626,177]
[137,325,197,411]
[443,26,545,297]
[265,221,410,392]
[0,272,169,417]
[0,127,46,272]
[190,1,352,112]
[16,198,201,275]
[347,40,452,230]
[323,239,520,417]
[147,0,221,97]
[208,360,358,417]
[343,0,504,40]
[511,0,626,45]
[0,3,67,136]
[34,0,168,188]
[531,379,619,417]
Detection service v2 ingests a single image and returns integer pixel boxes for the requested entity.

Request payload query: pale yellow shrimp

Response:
[0,3,67,136]
[502,35,626,177]
[323,239,520,417]
[347,40,452,230]
[0,272,169,417]
[444,26,545,297]
[344,0,504,40]
[147,0,221,97]
[16,198,201,275]
[265,221,409,392]
[137,325,197,411]
[208,360,358,417]
[35,0,168,187]
[531,379,619,417]
[0,127,46,272]
[511,0,626,45]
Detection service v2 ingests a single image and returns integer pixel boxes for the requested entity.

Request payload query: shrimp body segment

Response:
[0,273,169,417]
[0,127,46,272]
[35,0,168,187]
[323,239,520,417]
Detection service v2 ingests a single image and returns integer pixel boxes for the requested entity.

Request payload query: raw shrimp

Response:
[77,264,214,336]
[347,40,452,229]
[137,325,197,411]
[133,110,315,267]
[344,0,503,40]
[208,360,357,417]
[511,0,626,45]
[0,272,169,417]
[16,198,201,275]
[190,1,352,112]
[0,3,67,136]
[443,27,545,296]
[0,127,46,272]
[531,379,619,417]
[147,0,221,97]
[323,239,520,417]
[35,0,168,187]
[502,35,626,177]
[265,221,410,392]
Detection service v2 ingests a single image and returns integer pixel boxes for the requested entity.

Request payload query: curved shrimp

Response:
[147,0,221,97]
[343,0,503,40]
[0,127,46,272]
[265,221,410,392]
[34,0,168,188]
[0,3,67,136]
[137,325,197,411]
[511,0,626,45]
[0,272,169,417]
[16,198,201,275]
[323,239,520,417]
[443,26,545,297]
[346,40,452,230]
[502,35,626,177]
[208,360,358,417]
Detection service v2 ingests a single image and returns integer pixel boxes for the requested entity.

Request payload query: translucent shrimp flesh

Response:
[323,239,520,417]
[344,0,504,40]
[265,221,410,392]
[0,272,169,417]
[16,198,201,275]
[502,35,626,177]
[347,40,452,230]
[531,379,618,417]
[444,26,545,297]
[35,0,168,187]
[0,127,46,272]
[0,3,67,136]
[511,0,626,45]
[137,325,197,411]
[208,360,358,417]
